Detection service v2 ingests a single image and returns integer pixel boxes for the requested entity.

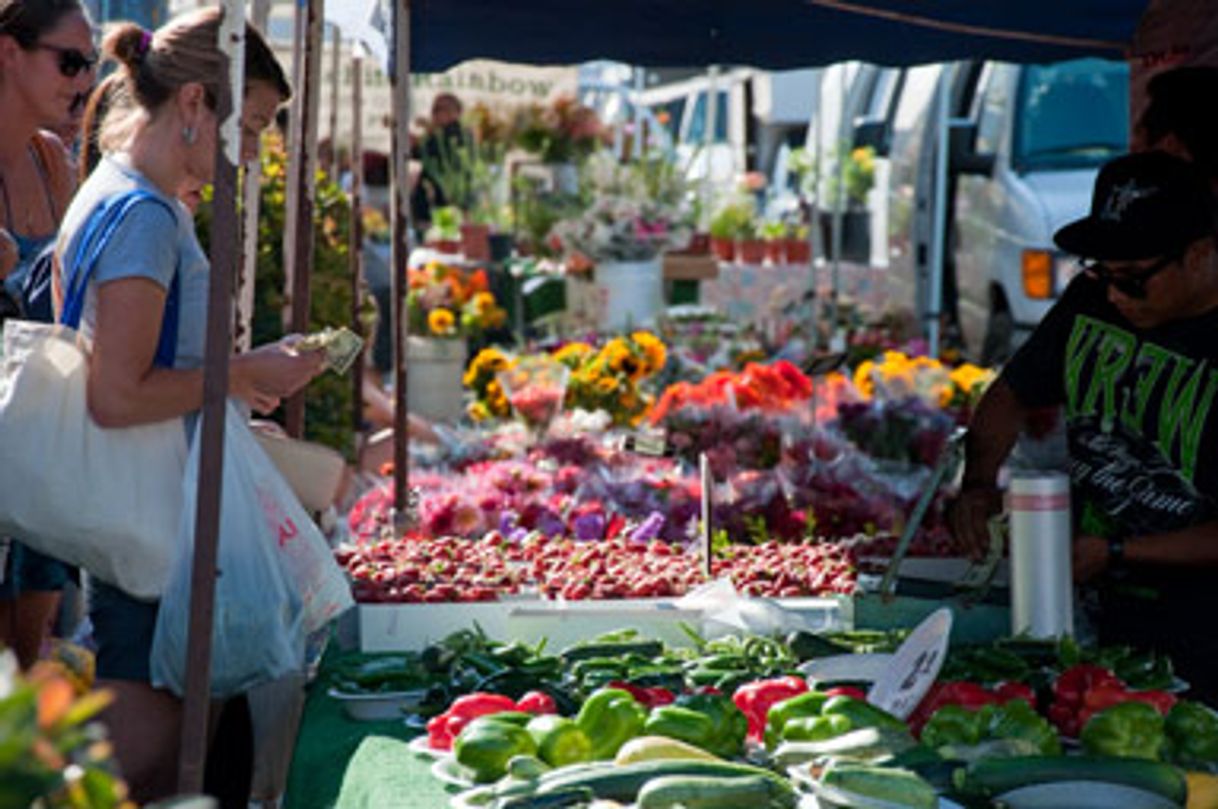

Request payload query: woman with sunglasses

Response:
[951,151,1218,704]
[55,9,323,801]
[0,0,95,671]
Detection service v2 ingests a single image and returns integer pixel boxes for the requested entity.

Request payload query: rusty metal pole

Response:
[350,52,366,442]
[327,24,341,177]
[177,0,245,793]
[390,0,412,516]
[284,0,324,438]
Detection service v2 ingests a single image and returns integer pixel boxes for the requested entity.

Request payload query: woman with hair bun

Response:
[0,0,94,672]
[54,8,319,799]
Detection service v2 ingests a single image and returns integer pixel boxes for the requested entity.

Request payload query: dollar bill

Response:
[295,326,365,375]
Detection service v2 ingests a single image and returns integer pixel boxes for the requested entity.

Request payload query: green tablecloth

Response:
[284,653,458,809]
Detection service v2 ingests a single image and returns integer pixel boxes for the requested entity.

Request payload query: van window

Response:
[687,90,729,144]
[974,64,1015,155]
[1013,58,1129,172]
[655,99,686,139]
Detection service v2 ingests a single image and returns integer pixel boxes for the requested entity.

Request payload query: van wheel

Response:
[981,309,1014,366]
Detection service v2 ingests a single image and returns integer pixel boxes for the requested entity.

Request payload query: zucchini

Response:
[506,754,551,781]
[955,755,1188,805]
[772,726,916,768]
[820,762,937,809]
[534,758,785,802]
[494,786,594,809]
[637,774,797,809]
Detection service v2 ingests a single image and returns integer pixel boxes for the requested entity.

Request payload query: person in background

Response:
[0,0,94,671]
[411,92,470,236]
[57,9,323,800]
[1137,65,1218,188]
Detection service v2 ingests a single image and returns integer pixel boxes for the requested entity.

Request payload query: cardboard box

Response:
[663,254,719,281]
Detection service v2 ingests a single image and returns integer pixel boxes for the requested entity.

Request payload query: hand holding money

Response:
[294,326,365,375]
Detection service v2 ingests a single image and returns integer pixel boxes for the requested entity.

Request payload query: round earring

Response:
[182,126,196,145]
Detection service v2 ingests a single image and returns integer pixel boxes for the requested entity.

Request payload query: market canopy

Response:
[409,0,1147,71]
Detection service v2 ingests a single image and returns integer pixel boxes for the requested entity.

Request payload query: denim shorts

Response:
[88,578,160,682]
[0,540,73,598]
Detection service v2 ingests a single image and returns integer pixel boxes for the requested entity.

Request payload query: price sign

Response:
[867,608,953,719]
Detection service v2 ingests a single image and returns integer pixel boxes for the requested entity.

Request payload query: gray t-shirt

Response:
[57,154,209,370]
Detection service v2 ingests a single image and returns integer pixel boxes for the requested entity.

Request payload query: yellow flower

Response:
[554,341,594,367]
[603,338,632,373]
[596,375,619,394]
[468,401,491,422]
[631,331,668,376]
[428,308,456,335]
[853,359,876,399]
[621,389,640,412]
[473,291,497,315]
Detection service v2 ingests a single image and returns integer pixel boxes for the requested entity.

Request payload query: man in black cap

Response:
[951,151,1218,700]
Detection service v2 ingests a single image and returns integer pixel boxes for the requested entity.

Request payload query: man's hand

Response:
[1073,534,1109,583]
[947,486,1004,560]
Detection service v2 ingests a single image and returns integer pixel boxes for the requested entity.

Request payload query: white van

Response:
[857,58,1128,363]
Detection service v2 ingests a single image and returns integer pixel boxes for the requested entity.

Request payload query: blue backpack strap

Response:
[60,189,180,368]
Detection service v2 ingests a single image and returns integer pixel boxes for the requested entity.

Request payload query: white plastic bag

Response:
[152,402,352,697]
[0,320,187,598]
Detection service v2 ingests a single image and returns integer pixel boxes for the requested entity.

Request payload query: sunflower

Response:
[631,331,668,376]
[853,359,876,399]
[428,308,456,335]
[554,341,594,367]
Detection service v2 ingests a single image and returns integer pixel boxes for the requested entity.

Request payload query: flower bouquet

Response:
[406,261,507,338]
[498,356,570,434]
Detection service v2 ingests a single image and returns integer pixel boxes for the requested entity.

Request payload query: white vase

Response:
[405,336,468,424]
[593,257,663,331]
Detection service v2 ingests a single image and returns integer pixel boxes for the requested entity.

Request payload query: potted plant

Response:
[406,261,508,422]
[760,220,787,264]
[819,144,876,262]
[736,217,767,264]
[548,153,691,330]
[427,205,463,254]
[708,200,752,262]
[785,222,812,264]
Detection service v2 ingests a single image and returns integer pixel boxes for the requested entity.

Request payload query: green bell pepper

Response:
[782,713,853,743]
[1081,701,1166,761]
[987,699,1061,756]
[765,691,830,749]
[642,694,748,758]
[453,718,539,783]
[1165,700,1218,767]
[821,696,907,733]
[526,714,593,767]
[921,704,988,748]
[575,687,647,760]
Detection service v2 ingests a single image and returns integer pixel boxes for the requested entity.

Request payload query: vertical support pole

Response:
[350,53,366,441]
[702,65,719,231]
[390,0,413,516]
[284,0,324,438]
[830,68,846,338]
[236,0,271,354]
[632,67,644,160]
[327,24,341,176]
[927,72,950,359]
[178,0,245,793]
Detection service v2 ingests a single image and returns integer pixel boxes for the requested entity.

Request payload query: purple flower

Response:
[536,509,565,538]
[629,511,666,543]
[508,527,529,543]
[572,512,605,541]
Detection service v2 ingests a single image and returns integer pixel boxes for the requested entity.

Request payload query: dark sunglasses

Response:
[1081,253,1179,300]
[35,43,99,78]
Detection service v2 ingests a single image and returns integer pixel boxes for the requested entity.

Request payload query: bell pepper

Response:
[733,676,808,742]
[825,686,868,701]
[426,692,522,750]
[1053,664,1123,711]
[909,681,1002,735]
[764,690,830,749]
[671,692,749,758]
[782,713,853,743]
[1080,701,1166,760]
[575,687,647,760]
[1165,700,1218,767]
[517,690,558,715]
[987,699,1061,756]
[526,714,593,767]
[643,706,719,754]
[821,696,907,733]
[993,681,1036,708]
[921,704,988,748]
[1080,684,1176,727]
[453,718,538,783]
[607,680,675,708]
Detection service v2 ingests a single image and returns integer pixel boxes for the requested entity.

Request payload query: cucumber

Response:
[956,755,1188,805]
[820,762,937,809]
[494,786,594,809]
[637,774,797,809]
[772,726,916,768]
[534,758,785,802]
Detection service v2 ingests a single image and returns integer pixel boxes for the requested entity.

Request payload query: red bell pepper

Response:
[426,692,521,750]
[1048,700,1081,739]
[606,680,675,709]
[994,681,1037,708]
[1053,665,1123,710]
[908,681,1003,734]
[825,686,868,701]
[517,690,558,715]
[732,676,809,741]
[1080,683,1177,726]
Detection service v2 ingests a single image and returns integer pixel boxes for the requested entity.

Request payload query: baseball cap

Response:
[1054,151,1214,260]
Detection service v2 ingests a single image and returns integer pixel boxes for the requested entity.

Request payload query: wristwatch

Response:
[1107,535,1126,568]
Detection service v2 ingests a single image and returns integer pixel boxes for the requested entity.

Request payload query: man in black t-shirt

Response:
[951,152,1218,700]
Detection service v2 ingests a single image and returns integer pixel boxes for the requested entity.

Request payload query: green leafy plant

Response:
[760,220,787,240]
[708,199,755,240]
[196,135,357,457]
[825,142,876,209]
[0,651,132,808]
[427,205,463,242]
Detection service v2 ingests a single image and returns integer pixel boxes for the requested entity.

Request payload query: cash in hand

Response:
[295,326,364,375]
